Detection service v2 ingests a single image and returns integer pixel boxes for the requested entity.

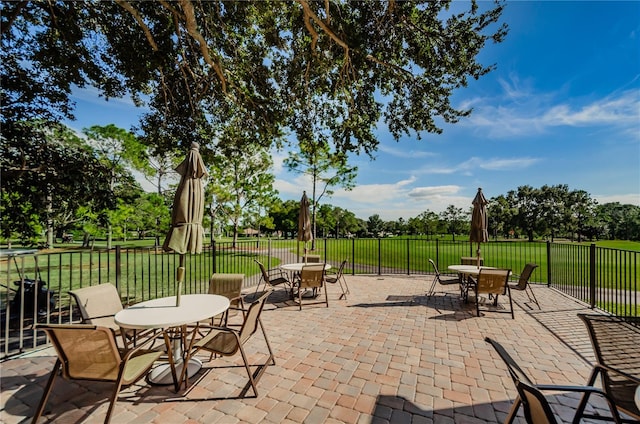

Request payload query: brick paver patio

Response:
[0,275,624,423]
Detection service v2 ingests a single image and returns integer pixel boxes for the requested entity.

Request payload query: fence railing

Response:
[1,238,637,357]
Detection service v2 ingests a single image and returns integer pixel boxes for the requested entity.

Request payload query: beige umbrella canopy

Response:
[163,142,208,305]
[297,191,313,262]
[470,187,489,268]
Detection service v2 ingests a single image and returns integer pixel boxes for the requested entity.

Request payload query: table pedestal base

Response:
[148,358,203,386]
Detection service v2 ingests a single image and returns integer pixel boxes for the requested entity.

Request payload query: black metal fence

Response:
[1,238,638,357]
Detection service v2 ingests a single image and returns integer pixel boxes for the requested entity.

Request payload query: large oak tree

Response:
[2,0,507,156]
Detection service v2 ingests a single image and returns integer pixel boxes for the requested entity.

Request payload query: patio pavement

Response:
[0,274,625,423]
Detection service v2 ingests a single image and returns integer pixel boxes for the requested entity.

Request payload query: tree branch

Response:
[178,0,227,92]
[0,1,28,35]
[115,0,159,51]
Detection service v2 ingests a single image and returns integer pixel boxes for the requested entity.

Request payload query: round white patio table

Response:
[447,264,496,276]
[635,384,640,409]
[115,294,229,388]
[280,262,332,272]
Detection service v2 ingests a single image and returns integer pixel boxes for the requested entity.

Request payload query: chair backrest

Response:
[485,337,534,387]
[461,256,484,266]
[255,260,270,284]
[68,283,123,330]
[429,259,441,276]
[209,274,244,300]
[516,380,559,424]
[238,290,270,344]
[335,260,347,277]
[39,324,122,381]
[302,254,321,263]
[514,263,538,290]
[477,269,511,295]
[578,313,640,417]
[299,264,325,289]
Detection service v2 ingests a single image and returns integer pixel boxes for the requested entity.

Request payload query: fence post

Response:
[546,241,551,287]
[212,239,217,274]
[351,238,355,276]
[115,245,121,290]
[407,239,410,275]
[378,238,382,275]
[436,238,440,268]
[590,243,596,309]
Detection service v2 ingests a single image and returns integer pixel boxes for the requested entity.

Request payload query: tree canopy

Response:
[2,0,508,157]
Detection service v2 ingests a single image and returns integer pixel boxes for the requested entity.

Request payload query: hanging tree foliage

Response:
[2,0,507,157]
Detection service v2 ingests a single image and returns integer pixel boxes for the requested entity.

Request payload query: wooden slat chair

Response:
[32,324,162,424]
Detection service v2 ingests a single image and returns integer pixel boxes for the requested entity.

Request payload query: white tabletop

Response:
[448,265,496,276]
[115,294,230,330]
[280,262,332,272]
[635,384,640,409]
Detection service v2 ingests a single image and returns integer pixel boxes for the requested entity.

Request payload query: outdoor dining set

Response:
[30,256,351,423]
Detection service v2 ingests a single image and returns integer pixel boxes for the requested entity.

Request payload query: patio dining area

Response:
[0,274,630,424]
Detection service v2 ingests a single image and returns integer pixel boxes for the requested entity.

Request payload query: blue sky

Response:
[65,1,640,221]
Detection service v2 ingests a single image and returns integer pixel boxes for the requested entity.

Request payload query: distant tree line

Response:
[2,123,639,246]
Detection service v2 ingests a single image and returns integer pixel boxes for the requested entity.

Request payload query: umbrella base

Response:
[148,358,203,386]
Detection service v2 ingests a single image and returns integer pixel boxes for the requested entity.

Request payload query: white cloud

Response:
[593,193,640,206]
[407,185,461,198]
[377,144,436,159]
[463,88,640,138]
[417,156,540,174]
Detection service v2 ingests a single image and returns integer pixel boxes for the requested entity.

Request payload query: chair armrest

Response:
[594,364,640,384]
[535,384,610,393]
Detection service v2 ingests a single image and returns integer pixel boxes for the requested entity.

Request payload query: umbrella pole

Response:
[476,243,481,268]
[176,255,185,306]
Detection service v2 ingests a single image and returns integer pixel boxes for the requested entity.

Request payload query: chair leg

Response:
[426,275,437,297]
[507,288,514,319]
[337,276,348,300]
[32,359,61,424]
[504,396,522,424]
[105,373,126,424]
[572,369,600,424]
[238,345,259,397]
[341,275,350,294]
[526,284,541,309]
[258,318,276,367]
[323,283,329,307]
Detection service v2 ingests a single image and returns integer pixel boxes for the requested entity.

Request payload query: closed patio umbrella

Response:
[297,191,313,262]
[163,142,208,305]
[470,187,489,268]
